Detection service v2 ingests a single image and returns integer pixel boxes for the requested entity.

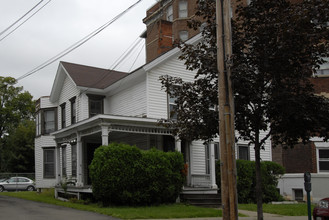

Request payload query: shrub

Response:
[89,143,184,206]
[216,160,284,203]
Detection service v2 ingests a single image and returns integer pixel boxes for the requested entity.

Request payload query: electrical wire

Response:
[0,0,51,41]
[129,42,145,72]
[16,0,143,81]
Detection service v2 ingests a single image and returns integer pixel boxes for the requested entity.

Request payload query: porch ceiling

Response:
[52,114,172,143]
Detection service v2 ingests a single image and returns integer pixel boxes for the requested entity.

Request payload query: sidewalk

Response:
[144,210,307,220]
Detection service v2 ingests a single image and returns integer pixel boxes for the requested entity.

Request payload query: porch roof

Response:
[51,114,172,143]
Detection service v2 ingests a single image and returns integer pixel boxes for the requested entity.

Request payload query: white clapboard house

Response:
[34,34,272,201]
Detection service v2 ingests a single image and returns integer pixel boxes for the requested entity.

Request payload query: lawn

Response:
[1,190,313,218]
[0,190,222,219]
[239,203,314,216]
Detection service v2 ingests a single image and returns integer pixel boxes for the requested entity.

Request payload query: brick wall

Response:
[272,142,317,173]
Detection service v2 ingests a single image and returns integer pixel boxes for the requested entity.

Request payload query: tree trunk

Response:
[255,142,263,220]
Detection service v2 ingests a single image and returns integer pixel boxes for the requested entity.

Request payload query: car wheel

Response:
[0,186,4,192]
[27,186,35,191]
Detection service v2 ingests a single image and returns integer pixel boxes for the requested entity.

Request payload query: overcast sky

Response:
[0,0,157,99]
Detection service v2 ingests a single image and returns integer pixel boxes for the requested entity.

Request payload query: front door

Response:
[86,143,101,185]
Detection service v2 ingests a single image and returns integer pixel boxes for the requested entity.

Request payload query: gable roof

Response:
[61,61,129,89]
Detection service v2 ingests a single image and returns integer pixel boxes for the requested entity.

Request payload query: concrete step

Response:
[180,193,221,207]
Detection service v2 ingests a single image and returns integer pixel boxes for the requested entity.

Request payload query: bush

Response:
[216,160,284,203]
[89,143,185,206]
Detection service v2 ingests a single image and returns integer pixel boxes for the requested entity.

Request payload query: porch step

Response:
[180,192,221,207]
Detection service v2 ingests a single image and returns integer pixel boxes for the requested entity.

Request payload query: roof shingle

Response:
[61,61,129,89]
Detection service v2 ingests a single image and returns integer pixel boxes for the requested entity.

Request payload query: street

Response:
[0,195,118,220]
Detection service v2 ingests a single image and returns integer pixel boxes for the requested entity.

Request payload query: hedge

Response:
[216,160,285,203]
[89,143,185,206]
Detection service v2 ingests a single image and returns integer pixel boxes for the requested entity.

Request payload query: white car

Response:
[0,177,35,192]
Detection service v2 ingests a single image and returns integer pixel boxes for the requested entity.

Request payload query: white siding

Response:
[39,97,57,109]
[57,76,80,128]
[106,80,147,117]
[79,93,89,121]
[146,55,197,119]
[190,141,207,175]
[34,136,57,188]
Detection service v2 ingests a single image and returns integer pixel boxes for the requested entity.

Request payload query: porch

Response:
[51,114,218,199]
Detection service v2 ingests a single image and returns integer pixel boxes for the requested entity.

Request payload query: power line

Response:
[0,0,51,41]
[16,0,143,81]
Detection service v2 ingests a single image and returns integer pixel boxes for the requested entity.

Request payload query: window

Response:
[315,69,329,76]
[61,103,66,128]
[71,144,77,177]
[293,189,303,201]
[87,94,104,117]
[179,31,188,42]
[36,111,41,136]
[70,97,76,124]
[168,92,178,119]
[238,145,250,160]
[62,146,67,178]
[44,148,55,178]
[205,144,210,174]
[167,5,173,22]
[214,142,220,161]
[179,0,188,18]
[319,149,329,172]
[43,109,56,134]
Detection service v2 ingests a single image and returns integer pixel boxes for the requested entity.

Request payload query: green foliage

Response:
[89,143,185,206]
[216,160,284,203]
[1,119,35,172]
[0,76,35,172]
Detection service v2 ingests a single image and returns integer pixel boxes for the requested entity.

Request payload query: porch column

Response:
[101,126,109,146]
[175,137,181,152]
[55,145,61,185]
[210,143,218,189]
[76,134,83,186]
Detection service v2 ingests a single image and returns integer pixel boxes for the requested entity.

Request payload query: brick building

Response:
[142,0,200,63]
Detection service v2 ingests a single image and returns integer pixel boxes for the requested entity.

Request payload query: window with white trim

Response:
[43,109,56,134]
[168,92,177,119]
[44,148,55,178]
[71,144,77,177]
[179,0,188,18]
[62,146,67,178]
[36,111,41,136]
[318,149,329,172]
[205,144,210,174]
[179,31,188,42]
[167,5,173,21]
[238,145,250,160]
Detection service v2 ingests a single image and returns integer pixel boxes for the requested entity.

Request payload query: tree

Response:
[160,0,329,219]
[1,119,35,172]
[0,76,35,171]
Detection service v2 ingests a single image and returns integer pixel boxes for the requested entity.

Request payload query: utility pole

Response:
[216,0,238,219]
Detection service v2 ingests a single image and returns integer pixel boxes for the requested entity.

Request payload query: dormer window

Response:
[87,94,105,117]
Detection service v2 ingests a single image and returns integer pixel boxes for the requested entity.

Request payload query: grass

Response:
[1,190,312,218]
[239,203,315,216]
[0,190,222,219]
